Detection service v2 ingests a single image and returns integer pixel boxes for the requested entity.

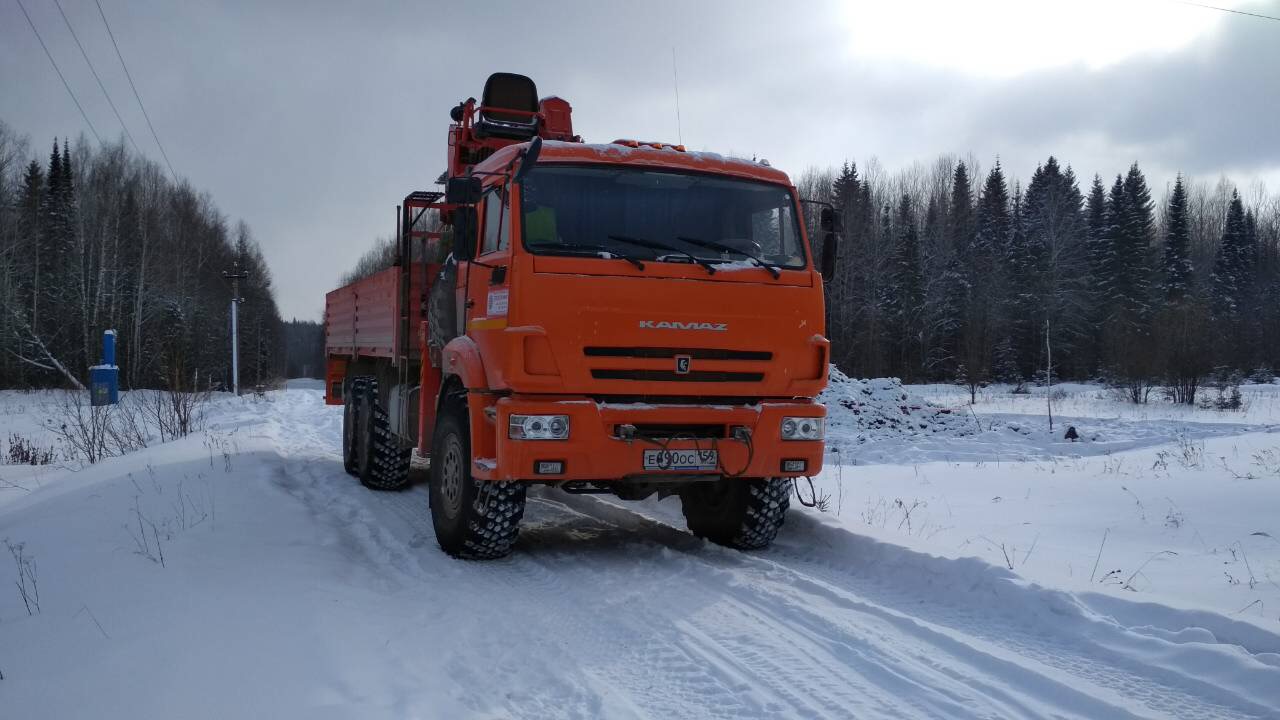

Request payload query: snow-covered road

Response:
[2,385,1279,719]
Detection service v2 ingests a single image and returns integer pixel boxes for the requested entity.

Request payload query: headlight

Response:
[508,414,570,440]
[781,417,824,440]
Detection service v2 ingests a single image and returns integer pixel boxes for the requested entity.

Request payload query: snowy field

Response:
[1,379,1278,718]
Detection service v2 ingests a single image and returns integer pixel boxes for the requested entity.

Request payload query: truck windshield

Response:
[519,165,807,270]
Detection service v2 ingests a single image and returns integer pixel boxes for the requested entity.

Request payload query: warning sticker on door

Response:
[486,289,509,317]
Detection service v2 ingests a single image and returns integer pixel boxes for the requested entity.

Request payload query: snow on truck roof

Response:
[474,140,794,186]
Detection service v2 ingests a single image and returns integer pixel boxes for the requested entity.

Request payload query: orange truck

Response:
[325,73,838,559]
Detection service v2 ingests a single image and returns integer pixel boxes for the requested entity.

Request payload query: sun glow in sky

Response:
[835,0,1239,77]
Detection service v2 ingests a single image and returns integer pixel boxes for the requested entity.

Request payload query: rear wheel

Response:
[354,377,411,491]
[429,401,526,559]
[341,378,363,475]
[680,477,791,550]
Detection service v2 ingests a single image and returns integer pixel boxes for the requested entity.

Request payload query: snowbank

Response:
[820,369,1275,466]
[820,367,978,448]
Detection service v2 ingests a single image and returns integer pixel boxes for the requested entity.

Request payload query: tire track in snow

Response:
[749,521,1280,719]
[551,492,1150,720]
[261,388,1280,719]
[264,402,611,719]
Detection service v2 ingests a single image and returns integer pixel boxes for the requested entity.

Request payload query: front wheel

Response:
[428,403,526,559]
[680,478,791,550]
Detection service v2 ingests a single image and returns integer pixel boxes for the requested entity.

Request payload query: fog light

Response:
[535,460,565,475]
[509,414,570,440]
[782,459,806,473]
[781,416,824,440]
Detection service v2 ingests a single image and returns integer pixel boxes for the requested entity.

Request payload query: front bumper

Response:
[476,395,825,481]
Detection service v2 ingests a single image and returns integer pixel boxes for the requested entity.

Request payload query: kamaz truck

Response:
[325,72,837,559]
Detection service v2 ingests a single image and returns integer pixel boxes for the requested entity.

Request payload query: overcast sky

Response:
[3,0,1278,321]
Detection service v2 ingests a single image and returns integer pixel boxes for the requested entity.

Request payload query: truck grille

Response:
[585,346,768,383]
[592,395,763,405]
[590,369,764,383]
[583,346,771,361]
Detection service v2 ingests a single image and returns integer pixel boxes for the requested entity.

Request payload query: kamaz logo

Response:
[639,320,727,331]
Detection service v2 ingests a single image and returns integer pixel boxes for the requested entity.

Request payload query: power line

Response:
[93,0,177,181]
[52,0,141,155]
[1172,1,1280,22]
[14,0,104,146]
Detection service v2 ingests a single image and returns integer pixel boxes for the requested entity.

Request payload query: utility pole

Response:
[1045,318,1054,432]
[223,263,249,395]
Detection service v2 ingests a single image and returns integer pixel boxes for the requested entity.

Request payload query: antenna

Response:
[671,47,683,145]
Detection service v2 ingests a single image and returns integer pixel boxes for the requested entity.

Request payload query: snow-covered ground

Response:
[1,379,1278,718]
[816,375,1280,625]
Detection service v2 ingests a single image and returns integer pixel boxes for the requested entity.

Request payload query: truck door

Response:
[465,186,513,386]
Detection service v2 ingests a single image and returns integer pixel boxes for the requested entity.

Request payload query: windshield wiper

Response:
[540,242,646,270]
[607,234,717,275]
[675,236,782,279]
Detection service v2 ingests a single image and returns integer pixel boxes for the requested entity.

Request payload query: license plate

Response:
[642,448,718,471]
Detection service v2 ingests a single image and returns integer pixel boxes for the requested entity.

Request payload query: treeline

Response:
[798,155,1280,403]
[0,120,284,390]
[282,319,324,379]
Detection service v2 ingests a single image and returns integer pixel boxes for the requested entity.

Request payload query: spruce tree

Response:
[948,161,974,255]
[1162,175,1192,302]
[888,193,923,379]
[1154,174,1211,403]
[938,162,973,377]
[827,161,861,371]
[1211,191,1250,320]
[1083,175,1109,374]
[1002,182,1031,382]
[39,141,68,359]
[832,161,859,210]
[1098,164,1156,400]
[1086,175,1108,279]
[1119,163,1155,319]
[17,159,43,299]
[974,161,1010,253]
[956,163,1010,396]
[1100,174,1127,318]
[1018,157,1087,378]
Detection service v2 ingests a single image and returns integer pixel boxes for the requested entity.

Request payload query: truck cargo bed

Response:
[324,263,428,361]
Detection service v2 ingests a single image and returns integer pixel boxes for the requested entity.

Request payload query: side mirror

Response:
[512,136,543,183]
[820,232,837,280]
[820,207,835,231]
[452,207,478,261]
[446,176,483,205]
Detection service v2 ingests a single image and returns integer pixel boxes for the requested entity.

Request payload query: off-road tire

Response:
[429,402,525,559]
[680,477,791,550]
[341,378,364,475]
[354,378,411,491]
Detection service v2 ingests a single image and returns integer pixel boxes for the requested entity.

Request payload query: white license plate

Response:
[642,448,718,471]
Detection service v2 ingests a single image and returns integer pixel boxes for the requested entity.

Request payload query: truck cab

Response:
[326,73,835,559]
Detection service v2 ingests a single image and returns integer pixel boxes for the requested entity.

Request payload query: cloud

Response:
[2,0,1274,321]
[959,16,1280,178]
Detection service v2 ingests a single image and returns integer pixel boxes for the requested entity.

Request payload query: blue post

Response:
[89,329,120,406]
